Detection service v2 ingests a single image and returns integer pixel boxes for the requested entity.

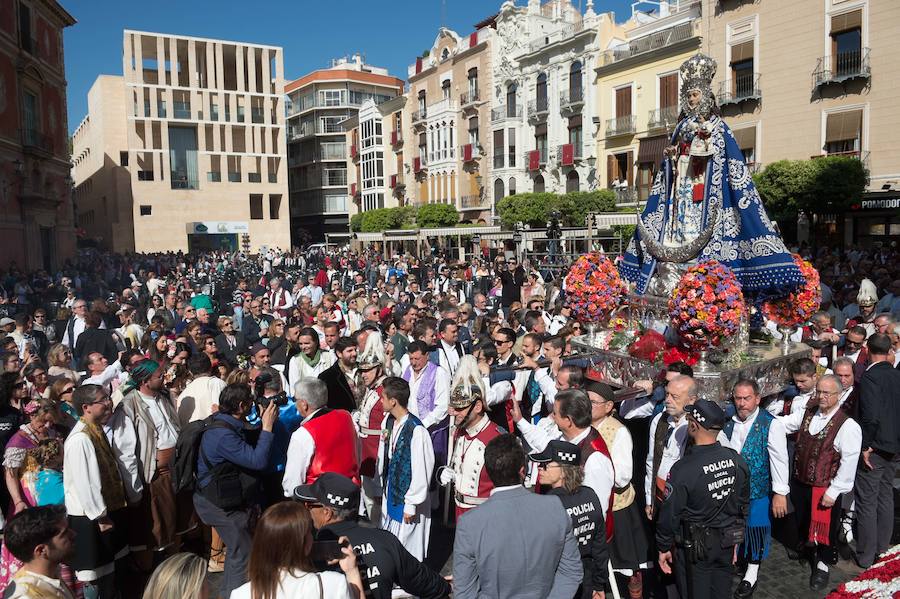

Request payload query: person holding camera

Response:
[193,383,279,598]
[252,366,301,506]
[282,378,360,498]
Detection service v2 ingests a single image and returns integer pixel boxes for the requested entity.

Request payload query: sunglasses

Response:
[61,388,74,395]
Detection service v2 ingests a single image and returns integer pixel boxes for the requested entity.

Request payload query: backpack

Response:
[173,416,230,494]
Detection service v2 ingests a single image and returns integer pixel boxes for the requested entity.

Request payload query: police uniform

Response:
[656,401,750,599]
[295,473,451,599]
[531,440,609,599]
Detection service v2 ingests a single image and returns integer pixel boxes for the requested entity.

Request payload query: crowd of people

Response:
[0,240,895,599]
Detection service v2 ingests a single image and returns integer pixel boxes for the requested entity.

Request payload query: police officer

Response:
[294,473,451,599]
[656,400,750,599]
[531,439,609,599]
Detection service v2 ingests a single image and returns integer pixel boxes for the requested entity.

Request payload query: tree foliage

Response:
[754,156,868,219]
[357,208,407,233]
[496,190,618,228]
[349,213,363,232]
[416,203,459,228]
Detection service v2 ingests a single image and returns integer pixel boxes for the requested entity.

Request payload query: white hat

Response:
[857,279,878,307]
[0,317,14,327]
[356,330,385,371]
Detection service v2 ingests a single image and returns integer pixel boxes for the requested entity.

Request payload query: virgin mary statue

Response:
[619,54,803,301]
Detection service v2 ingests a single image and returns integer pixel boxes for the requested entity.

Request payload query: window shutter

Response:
[831,10,862,34]
[607,155,615,186]
[730,41,754,64]
[626,151,634,186]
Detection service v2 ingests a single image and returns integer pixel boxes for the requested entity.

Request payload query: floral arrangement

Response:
[627,329,668,362]
[668,260,745,350]
[761,254,822,327]
[565,252,627,324]
[662,346,698,367]
[827,544,900,598]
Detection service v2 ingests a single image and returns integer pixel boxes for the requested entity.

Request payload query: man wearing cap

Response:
[297,473,451,599]
[717,379,789,599]
[440,363,504,517]
[531,439,609,599]
[656,400,750,599]
[355,332,389,520]
[282,378,360,497]
[844,279,879,337]
[587,380,650,597]
[110,359,183,568]
[776,374,861,591]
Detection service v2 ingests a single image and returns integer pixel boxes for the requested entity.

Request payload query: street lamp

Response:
[512,221,524,261]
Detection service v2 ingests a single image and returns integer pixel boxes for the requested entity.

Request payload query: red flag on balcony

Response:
[351,144,357,158]
[415,57,423,74]
[350,183,357,196]
[561,144,574,166]
[390,174,397,188]
[469,32,478,48]
[463,143,473,162]
[391,131,398,145]
[529,150,540,171]
[414,157,421,172]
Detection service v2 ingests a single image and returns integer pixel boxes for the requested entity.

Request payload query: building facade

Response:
[491,0,617,204]
[594,0,701,202]
[402,23,494,223]
[702,0,900,246]
[285,56,403,242]
[72,30,291,254]
[0,0,76,271]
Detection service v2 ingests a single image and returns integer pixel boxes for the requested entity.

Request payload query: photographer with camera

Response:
[252,366,302,505]
[282,378,360,498]
[193,383,279,597]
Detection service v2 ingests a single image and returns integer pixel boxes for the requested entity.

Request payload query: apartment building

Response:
[285,56,403,241]
[403,22,495,223]
[702,0,900,246]
[492,0,617,202]
[72,30,291,253]
[594,0,701,202]
[0,0,76,270]
[344,96,407,221]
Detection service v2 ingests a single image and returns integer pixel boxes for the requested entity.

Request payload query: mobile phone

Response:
[310,540,346,562]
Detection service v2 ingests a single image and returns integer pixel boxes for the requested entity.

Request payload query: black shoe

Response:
[733,580,756,599]
[785,545,801,560]
[809,569,829,591]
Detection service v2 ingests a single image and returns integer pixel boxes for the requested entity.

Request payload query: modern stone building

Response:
[72,30,291,254]
[285,55,403,242]
[0,0,76,271]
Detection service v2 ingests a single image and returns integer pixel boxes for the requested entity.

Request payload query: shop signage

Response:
[189,221,249,234]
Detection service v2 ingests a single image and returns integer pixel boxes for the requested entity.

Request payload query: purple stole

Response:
[403,362,449,466]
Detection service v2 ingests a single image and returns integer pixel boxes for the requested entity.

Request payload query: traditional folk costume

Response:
[110,361,187,554]
[354,333,388,518]
[402,362,450,467]
[377,412,435,561]
[281,407,360,496]
[644,411,690,514]
[64,419,129,588]
[779,405,862,575]
[844,279,879,339]
[719,408,790,592]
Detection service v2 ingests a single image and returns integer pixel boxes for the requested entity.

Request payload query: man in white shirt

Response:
[266,277,294,319]
[61,299,90,350]
[434,318,463,377]
[64,385,129,598]
[645,375,696,519]
[777,374,862,591]
[400,341,450,432]
[766,358,817,417]
[80,353,123,394]
[176,354,226,427]
[718,379,790,597]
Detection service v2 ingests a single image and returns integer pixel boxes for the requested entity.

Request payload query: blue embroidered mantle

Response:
[620,117,804,299]
[383,413,423,523]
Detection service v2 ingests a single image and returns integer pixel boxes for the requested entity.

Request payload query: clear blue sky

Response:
[63,0,633,133]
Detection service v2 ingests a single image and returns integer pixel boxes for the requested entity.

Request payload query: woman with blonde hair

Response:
[46,344,77,383]
[142,552,208,599]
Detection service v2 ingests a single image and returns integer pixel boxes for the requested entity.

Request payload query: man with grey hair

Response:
[282,378,360,496]
[363,303,381,324]
[778,373,862,591]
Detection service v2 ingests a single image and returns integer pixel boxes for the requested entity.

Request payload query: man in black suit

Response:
[498,257,525,318]
[73,311,118,366]
[318,336,358,412]
[855,333,900,568]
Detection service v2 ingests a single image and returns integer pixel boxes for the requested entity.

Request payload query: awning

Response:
[593,213,640,228]
[637,135,668,164]
[825,110,862,143]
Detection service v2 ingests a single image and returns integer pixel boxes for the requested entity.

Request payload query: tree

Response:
[349,213,363,232]
[754,156,867,219]
[359,208,406,232]
[416,203,459,228]
[496,190,619,228]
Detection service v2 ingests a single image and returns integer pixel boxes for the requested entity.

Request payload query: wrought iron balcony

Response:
[605,115,636,137]
[598,22,696,68]
[527,98,549,122]
[647,106,679,132]
[411,108,427,124]
[524,149,546,171]
[813,49,871,88]
[460,90,480,109]
[460,143,482,162]
[557,143,582,166]
[814,150,870,169]
[491,104,522,122]
[559,88,584,114]
[717,73,761,106]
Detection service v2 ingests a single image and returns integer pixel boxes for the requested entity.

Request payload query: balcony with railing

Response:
[717,73,761,106]
[413,157,425,174]
[525,149,546,171]
[412,108,427,128]
[606,115,636,137]
[391,130,402,146]
[460,143,482,162]
[322,169,348,187]
[813,150,870,169]
[526,21,587,54]
[813,48,871,88]
[559,88,584,114]
[320,142,346,161]
[648,106,679,132]
[557,143,582,166]
[528,97,549,123]
[20,128,54,154]
[460,89,480,110]
[461,194,488,210]
[598,21,697,69]
[491,104,522,122]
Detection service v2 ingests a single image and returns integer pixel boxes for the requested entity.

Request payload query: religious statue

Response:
[620,54,804,303]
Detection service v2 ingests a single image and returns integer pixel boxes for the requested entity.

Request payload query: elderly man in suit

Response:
[453,434,583,599]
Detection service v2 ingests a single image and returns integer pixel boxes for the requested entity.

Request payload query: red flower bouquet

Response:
[761,254,821,327]
[827,544,900,598]
[565,252,627,324]
[627,329,668,362]
[668,260,745,350]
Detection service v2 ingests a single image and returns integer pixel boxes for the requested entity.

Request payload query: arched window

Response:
[569,61,582,100]
[566,170,580,193]
[508,177,517,196]
[536,73,547,111]
[506,83,517,117]
[533,174,545,193]
[494,178,505,202]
